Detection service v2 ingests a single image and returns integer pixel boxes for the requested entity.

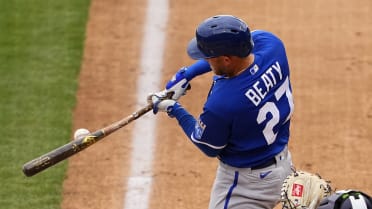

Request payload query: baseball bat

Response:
[22,103,153,177]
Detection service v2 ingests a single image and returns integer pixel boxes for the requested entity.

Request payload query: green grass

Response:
[0,0,91,208]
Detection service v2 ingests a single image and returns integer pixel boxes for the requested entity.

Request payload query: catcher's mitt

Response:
[281,170,332,209]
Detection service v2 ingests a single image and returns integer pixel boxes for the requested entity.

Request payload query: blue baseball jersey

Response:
[171,30,294,168]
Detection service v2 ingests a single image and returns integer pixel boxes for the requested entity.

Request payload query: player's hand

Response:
[147,91,177,114]
[165,67,191,100]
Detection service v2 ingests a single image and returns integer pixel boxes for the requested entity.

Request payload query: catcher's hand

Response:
[281,169,332,209]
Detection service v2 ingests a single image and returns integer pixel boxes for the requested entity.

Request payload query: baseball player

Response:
[149,15,294,209]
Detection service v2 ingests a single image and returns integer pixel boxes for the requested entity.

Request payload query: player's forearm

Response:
[170,104,221,157]
[170,103,196,137]
[182,59,211,80]
[164,60,210,100]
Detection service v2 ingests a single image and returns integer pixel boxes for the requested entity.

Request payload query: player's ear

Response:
[222,55,232,64]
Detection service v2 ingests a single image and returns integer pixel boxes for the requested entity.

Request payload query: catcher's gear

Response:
[317,190,372,209]
[281,170,332,209]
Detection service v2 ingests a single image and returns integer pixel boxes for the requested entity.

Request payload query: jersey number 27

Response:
[256,76,294,145]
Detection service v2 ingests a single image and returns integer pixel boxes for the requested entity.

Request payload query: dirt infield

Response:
[62,0,372,209]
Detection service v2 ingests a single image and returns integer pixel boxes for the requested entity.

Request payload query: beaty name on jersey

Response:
[245,61,283,106]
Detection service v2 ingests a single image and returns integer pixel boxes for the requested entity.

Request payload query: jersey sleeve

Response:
[170,103,229,157]
[251,30,286,60]
[182,59,211,80]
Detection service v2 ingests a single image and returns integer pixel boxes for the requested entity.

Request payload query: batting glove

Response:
[148,91,177,114]
[165,67,191,100]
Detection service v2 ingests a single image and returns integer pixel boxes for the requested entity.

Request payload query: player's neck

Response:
[228,54,255,78]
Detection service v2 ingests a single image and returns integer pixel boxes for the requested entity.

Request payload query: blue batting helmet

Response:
[187,15,254,59]
[317,190,372,209]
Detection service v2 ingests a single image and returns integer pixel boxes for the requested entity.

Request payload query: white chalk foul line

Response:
[123,1,168,209]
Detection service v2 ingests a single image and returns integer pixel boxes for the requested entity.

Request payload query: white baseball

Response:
[74,128,90,140]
